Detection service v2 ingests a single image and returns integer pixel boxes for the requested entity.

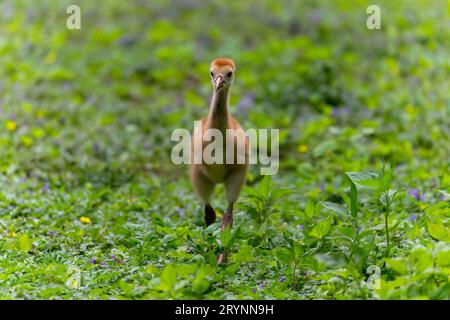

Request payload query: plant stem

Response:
[291,260,297,290]
[385,197,391,256]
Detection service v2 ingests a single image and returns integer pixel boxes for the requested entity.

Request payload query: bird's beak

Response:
[214,76,224,91]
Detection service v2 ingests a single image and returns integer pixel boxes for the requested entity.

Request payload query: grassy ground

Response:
[0,0,449,299]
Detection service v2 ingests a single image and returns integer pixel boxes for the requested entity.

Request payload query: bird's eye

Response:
[210,71,214,77]
[227,71,233,77]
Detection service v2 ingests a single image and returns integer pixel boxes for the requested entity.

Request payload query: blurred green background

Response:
[0,0,448,299]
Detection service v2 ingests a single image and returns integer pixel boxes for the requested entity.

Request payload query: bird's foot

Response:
[217,252,230,265]
[204,204,216,226]
[220,214,233,231]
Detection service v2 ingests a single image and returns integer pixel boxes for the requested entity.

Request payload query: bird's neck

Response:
[207,88,230,130]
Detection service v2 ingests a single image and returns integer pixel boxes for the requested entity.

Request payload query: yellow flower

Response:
[80,216,92,223]
[9,231,17,238]
[297,144,309,154]
[406,104,414,113]
[6,120,17,131]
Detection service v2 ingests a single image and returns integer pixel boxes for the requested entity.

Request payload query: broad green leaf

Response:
[427,222,450,242]
[258,175,272,197]
[385,257,408,274]
[16,234,32,252]
[409,248,433,272]
[304,200,316,219]
[345,171,379,188]
[155,264,177,291]
[380,189,398,206]
[321,201,349,221]
[274,247,294,264]
[231,244,255,264]
[176,264,197,277]
[309,216,333,239]
[436,250,450,267]
[425,202,450,217]
[192,265,215,294]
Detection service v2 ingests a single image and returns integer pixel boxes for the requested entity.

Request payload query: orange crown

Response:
[211,58,235,70]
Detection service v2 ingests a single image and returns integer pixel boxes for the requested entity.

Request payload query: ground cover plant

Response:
[0,0,448,299]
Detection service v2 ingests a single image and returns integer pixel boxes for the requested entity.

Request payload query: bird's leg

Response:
[217,203,233,264]
[204,204,216,226]
[221,203,233,231]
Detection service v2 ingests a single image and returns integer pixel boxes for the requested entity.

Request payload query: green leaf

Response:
[304,200,316,219]
[385,257,408,274]
[425,202,450,217]
[16,234,32,252]
[309,216,333,239]
[409,248,433,272]
[154,264,177,291]
[427,222,450,242]
[380,189,398,206]
[321,201,349,221]
[258,175,272,197]
[345,171,379,188]
[231,244,255,265]
[192,265,215,294]
[274,247,294,264]
[436,250,450,267]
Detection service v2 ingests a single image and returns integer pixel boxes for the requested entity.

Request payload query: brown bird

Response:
[190,58,249,231]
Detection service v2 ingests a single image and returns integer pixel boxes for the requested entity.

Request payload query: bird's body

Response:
[190,58,249,230]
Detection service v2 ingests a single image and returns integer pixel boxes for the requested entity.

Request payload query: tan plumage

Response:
[190,58,249,230]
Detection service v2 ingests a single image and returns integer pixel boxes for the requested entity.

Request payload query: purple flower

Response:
[279,276,286,283]
[251,288,256,294]
[320,184,325,191]
[177,208,185,218]
[43,184,50,193]
[332,106,350,118]
[89,258,97,264]
[236,93,255,115]
[117,36,135,47]
[298,224,305,230]
[309,11,322,23]
[48,231,55,236]
[258,283,264,289]
[408,189,420,201]
[410,214,418,221]
[161,106,171,114]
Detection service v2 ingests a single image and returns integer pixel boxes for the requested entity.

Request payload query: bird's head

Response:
[210,58,235,92]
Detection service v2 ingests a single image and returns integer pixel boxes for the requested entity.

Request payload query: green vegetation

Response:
[0,0,449,299]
